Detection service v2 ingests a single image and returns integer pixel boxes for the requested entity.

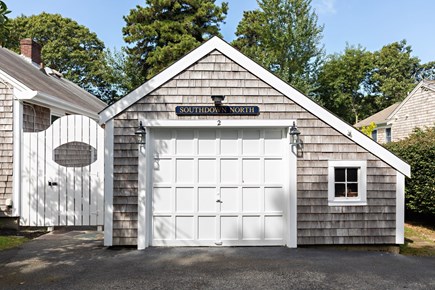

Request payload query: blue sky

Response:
[6,0,435,63]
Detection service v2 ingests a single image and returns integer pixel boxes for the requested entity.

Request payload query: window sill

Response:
[328,200,367,206]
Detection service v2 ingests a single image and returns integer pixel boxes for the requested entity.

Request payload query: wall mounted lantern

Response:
[289,121,303,149]
[211,95,225,106]
[135,121,146,145]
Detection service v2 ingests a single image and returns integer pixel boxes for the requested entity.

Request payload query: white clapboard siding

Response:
[20,115,105,227]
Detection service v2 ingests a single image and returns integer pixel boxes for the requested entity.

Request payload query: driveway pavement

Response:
[0,230,434,290]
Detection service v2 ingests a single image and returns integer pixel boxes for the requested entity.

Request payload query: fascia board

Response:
[387,81,423,121]
[99,37,411,177]
[33,91,100,120]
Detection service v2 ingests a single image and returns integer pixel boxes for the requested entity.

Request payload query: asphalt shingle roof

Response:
[0,47,106,113]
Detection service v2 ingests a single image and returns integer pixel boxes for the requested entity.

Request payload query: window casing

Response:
[386,128,392,143]
[328,160,367,206]
[371,130,377,142]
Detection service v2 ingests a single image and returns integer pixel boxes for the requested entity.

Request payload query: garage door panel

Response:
[153,187,172,213]
[153,158,172,183]
[176,130,195,155]
[264,130,283,155]
[264,187,284,212]
[221,216,238,240]
[220,159,238,183]
[175,216,194,240]
[198,130,216,155]
[242,216,261,240]
[198,159,216,183]
[176,159,194,183]
[242,159,261,183]
[176,187,194,212]
[242,187,261,212]
[221,187,239,213]
[265,159,283,184]
[220,130,238,155]
[153,216,173,240]
[242,130,261,155]
[153,129,173,155]
[198,187,216,212]
[198,216,216,240]
[264,216,283,240]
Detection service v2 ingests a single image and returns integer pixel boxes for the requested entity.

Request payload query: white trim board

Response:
[98,37,410,177]
[141,119,294,128]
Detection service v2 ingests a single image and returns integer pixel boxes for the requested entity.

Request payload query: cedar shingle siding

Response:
[392,86,435,141]
[0,83,14,216]
[112,51,397,245]
[23,102,51,132]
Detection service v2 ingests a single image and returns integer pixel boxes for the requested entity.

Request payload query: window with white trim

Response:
[328,160,367,206]
[371,130,377,142]
[386,128,392,143]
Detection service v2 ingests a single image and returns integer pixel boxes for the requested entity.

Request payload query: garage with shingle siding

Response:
[100,37,410,249]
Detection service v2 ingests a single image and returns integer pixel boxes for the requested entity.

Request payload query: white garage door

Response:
[151,128,287,246]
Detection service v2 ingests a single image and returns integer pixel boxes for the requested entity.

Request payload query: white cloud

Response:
[312,0,337,15]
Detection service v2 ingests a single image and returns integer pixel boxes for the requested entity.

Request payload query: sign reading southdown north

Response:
[176,106,260,116]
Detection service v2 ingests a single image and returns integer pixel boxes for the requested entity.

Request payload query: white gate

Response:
[20,115,104,226]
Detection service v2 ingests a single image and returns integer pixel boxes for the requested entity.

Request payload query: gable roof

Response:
[388,80,435,121]
[99,36,410,177]
[354,102,400,128]
[0,47,106,118]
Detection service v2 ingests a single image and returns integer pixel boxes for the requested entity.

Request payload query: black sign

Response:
[176,106,260,116]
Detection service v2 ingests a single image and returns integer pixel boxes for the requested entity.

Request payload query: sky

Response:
[6,0,435,63]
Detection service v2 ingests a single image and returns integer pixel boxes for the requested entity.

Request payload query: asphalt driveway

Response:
[0,231,434,290]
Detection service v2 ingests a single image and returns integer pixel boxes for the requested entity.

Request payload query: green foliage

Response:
[361,122,377,137]
[4,13,116,102]
[385,126,435,216]
[316,40,421,124]
[316,45,374,123]
[123,0,228,90]
[0,0,11,46]
[371,40,420,108]
[232,0,324,95]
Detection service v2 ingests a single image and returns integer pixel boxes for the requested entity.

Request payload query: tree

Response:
[5,13,116,102]
[370,40,420,108]
[0,0,11,46]
[315,45,375,124]
[316,41,423,124]
[232,0,324,95]
[123,0,228,89]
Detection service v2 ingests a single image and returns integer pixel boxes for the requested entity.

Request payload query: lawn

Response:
[401,222,435,256]
[0,236,29,251]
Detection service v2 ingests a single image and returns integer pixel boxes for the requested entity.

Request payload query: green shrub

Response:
[385,126,435,216]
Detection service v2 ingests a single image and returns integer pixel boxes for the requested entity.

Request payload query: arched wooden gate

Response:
[20,115,104,226]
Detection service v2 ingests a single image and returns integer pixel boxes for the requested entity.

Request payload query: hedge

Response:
[385,126,435,216]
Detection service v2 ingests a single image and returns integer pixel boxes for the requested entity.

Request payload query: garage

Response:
[150,127,289,246]
[101,37,408,249]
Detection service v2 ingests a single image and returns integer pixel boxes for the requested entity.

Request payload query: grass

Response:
[0,236,29,251]
[400,222,435,256]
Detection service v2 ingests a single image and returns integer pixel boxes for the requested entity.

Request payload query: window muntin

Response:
[328,161,367,206]
[334,167,359,198]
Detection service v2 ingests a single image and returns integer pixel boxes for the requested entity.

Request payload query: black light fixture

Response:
[135,121,146,145]
[211,95,225,106]
[289,121,303,148]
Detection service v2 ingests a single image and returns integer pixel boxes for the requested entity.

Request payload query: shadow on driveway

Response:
[0,230,434,289]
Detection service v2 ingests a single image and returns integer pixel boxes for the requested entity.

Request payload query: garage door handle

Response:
[216,199,223,203]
